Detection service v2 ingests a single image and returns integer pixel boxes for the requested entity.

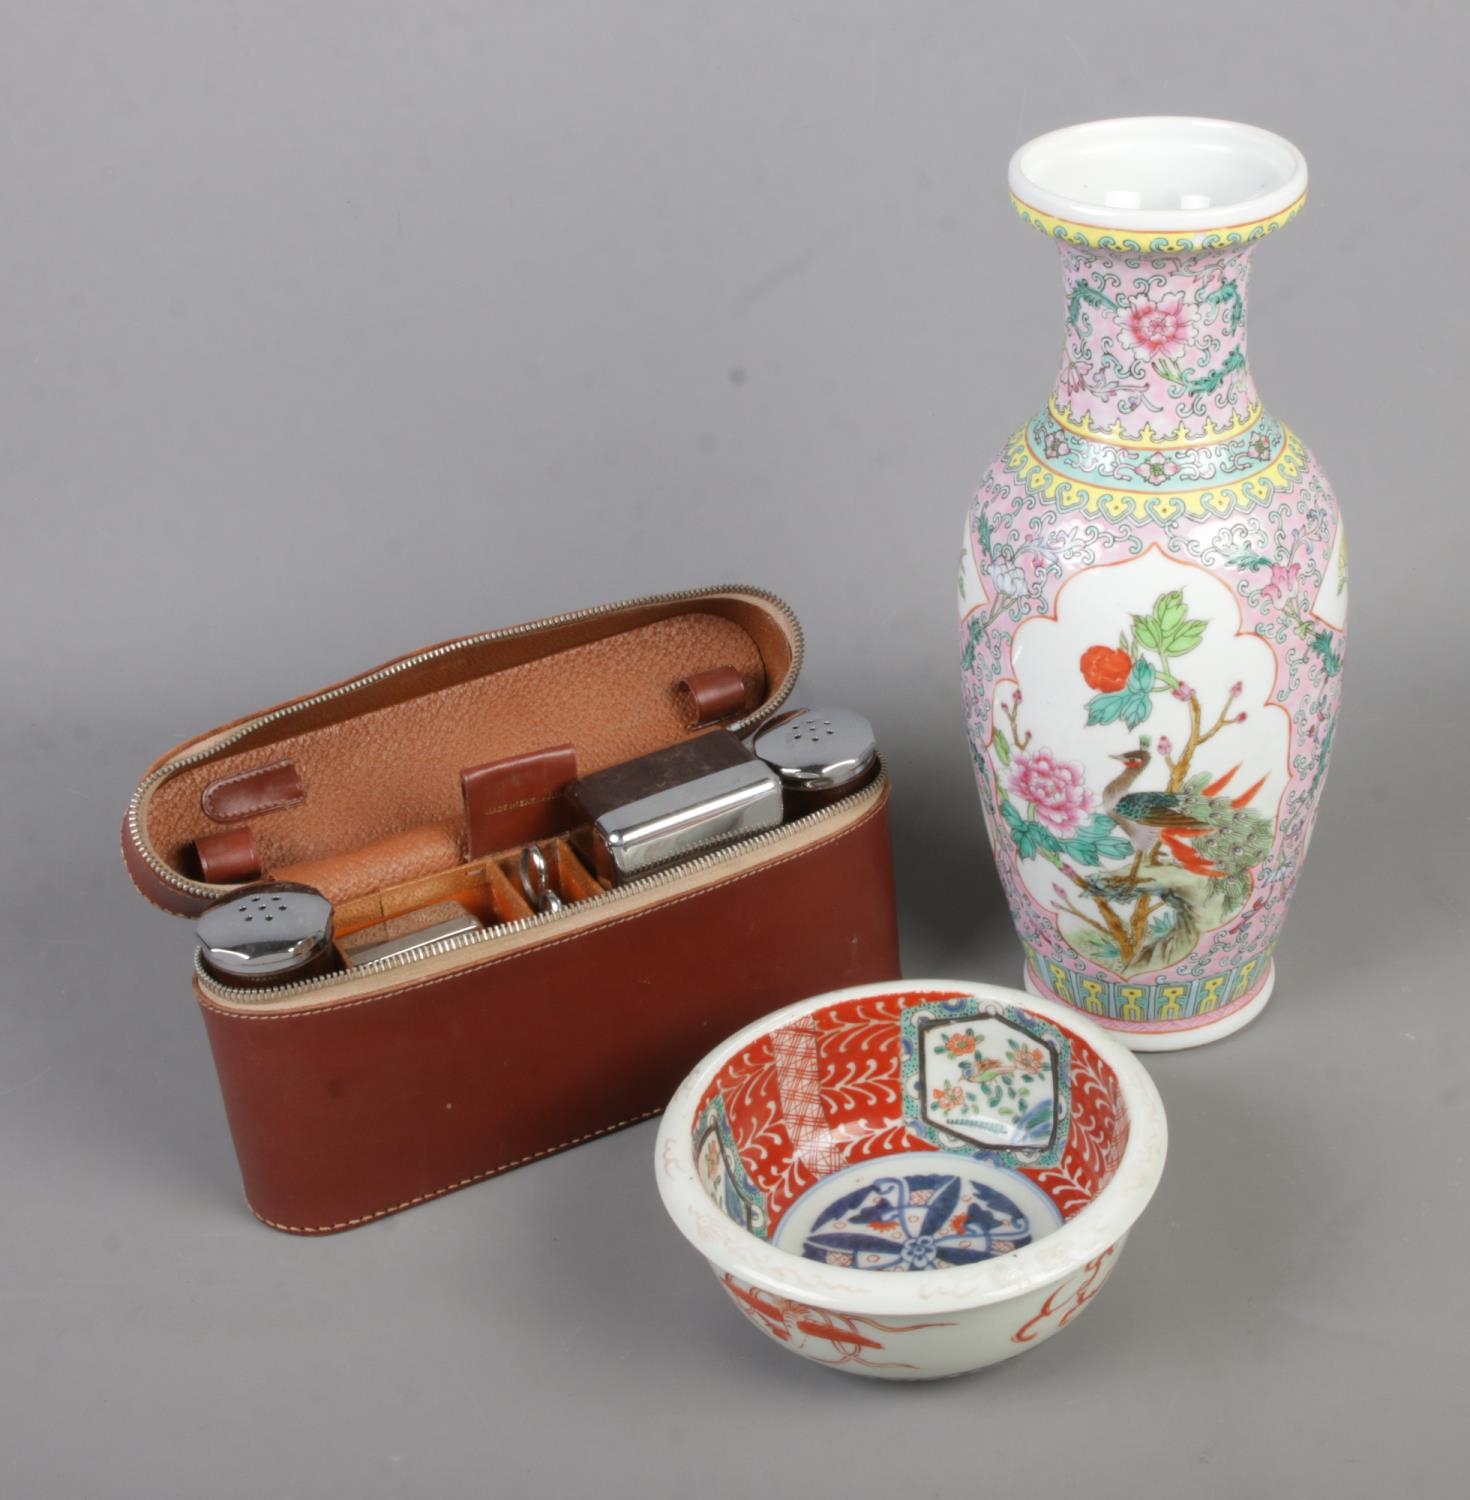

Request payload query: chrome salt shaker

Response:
[750,707,879,812]
[195,882,337,988]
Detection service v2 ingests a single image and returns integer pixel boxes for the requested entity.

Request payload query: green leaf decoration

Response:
[1310,718,1336,796]
[1155,345,1246,395]
[961,623,978,674]
[1085,690,1128,726]
[1067,282,1118,327]
[1153,590,1187,636]
[1070,926,1123,967]
[977,511,993,560]
[1227,551,1274,572]
[1014,824,1058,861]
[1160,616,1208,656]
[1085,658,1154,731]
[993,727,1012,766]
[1000,797,1061,861]
[1129,589,1209,658]
[1056,812,1135,867]
[1115,657,1155,728]
[1138,910,1197,968]
[1310,630,1343,678]
[1202,279,1245,335]
[1119,694,1152,731]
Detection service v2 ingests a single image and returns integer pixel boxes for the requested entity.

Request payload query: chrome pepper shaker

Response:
[751,707,879,813]
[195,882,337,988]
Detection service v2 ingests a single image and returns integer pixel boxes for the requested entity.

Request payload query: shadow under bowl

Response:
[655,979,1167,1380]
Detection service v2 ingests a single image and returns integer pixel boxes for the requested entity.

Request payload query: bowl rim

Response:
[654,978,1168,1315]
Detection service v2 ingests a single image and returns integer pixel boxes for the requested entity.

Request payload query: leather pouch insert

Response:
[202,760,305,823]
[462,745,578,860]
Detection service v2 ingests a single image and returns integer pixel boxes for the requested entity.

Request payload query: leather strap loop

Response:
[194,826,262,885]
[674,666,748,728]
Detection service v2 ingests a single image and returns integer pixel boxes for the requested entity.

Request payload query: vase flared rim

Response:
[1009,117,1308,251]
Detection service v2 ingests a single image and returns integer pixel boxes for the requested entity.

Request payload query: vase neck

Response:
[1050,241,1261,444]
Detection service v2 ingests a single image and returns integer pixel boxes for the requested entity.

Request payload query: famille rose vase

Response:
[959,119,1346,1051]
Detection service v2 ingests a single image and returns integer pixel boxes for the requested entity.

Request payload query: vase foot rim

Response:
[1022,961,1274,1052]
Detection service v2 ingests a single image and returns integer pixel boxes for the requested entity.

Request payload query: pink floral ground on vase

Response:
[959,122,1345,1050]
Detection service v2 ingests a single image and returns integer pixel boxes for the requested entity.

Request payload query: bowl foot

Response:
[1022,961,1274,1052]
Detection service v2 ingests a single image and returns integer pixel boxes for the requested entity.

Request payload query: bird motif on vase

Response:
[1068,735,1275,973]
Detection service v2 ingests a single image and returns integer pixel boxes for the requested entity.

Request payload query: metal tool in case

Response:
[335,900,482,969]
[566,730,784,884]
[518,844,565,915]
[195,882,337,987]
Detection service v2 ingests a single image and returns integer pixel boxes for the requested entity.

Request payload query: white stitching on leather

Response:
[248,1108,664,1233]
[202,759,305,821]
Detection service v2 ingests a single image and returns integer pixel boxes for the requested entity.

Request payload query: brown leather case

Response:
[121,588,901,1233]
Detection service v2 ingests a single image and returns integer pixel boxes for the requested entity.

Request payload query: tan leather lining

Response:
[197,779,887,1015]
[141,602,791,887]
[274,821,465,905]
[333,846,533,933]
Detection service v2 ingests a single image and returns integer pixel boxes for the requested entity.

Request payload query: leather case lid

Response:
[122,588,801,918]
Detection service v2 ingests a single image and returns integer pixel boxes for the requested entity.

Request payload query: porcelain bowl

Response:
[655,979,1167,1380]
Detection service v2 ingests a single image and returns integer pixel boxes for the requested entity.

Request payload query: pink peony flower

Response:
[1008,749,1096,838]
[1261,561,1302,604]
[1118,293,1195,359]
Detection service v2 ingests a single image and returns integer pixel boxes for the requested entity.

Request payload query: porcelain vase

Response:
[959,119,1346,1051]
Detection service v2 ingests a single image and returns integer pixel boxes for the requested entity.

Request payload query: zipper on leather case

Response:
[126,584,804,908]
[193,769,887,1004]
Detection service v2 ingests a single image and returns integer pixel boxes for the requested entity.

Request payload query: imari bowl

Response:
[655,980,1167,1380]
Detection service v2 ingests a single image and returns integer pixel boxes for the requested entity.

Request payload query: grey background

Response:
[2,2,1465,1496]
